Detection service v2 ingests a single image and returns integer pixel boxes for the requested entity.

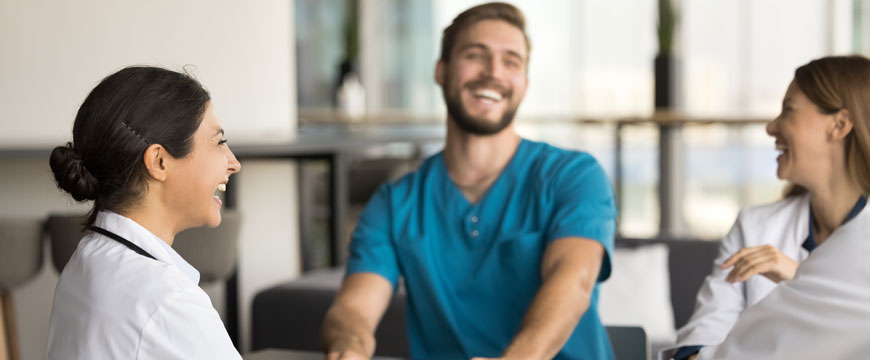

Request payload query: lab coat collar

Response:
[93,211,201,284]
[790,194,811,254]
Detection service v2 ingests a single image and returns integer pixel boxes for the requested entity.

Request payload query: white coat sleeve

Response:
[697,209,870,360]
[137,285,241,360]
[665,211,749,354]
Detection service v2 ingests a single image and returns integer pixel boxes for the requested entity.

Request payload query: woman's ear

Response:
[142,144,168,182]
[830,109,854,141]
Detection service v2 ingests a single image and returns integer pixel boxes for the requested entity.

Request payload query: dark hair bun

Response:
[49,142,99,201]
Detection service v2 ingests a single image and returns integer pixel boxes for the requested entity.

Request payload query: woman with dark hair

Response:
[46,66,241,359]
[666,55,870,359]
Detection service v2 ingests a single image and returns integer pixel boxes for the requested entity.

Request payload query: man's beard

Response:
[443,78,518,136]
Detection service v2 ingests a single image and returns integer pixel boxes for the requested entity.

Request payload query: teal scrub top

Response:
[347,138,617,360]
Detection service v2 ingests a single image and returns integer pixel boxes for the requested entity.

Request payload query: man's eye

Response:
[218,138,228,145]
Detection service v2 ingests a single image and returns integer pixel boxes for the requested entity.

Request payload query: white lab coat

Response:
[697,199,870,359]
[661,194,812,359]
[46,211,240,360]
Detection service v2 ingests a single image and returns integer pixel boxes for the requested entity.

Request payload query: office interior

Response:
[1,0,869,359]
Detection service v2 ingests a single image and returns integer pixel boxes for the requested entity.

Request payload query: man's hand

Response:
[326,350,368,360]
[721,244,798,283]
[322,273,393,360]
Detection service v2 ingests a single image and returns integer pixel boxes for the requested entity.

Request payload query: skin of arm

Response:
[321,273,394,360]
[474,236,604,360]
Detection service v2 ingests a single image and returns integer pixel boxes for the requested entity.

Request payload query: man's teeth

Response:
[217,184,226,192]
[775,144,788,151]
[473,89,503,101]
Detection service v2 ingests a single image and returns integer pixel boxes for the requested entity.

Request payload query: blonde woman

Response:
[669,55,870,359]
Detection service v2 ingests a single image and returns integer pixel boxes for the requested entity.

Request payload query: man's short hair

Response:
[439,2,531,63]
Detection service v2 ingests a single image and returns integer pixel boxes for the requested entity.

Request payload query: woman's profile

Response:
[669,55,870,359]
[46,66,242,359]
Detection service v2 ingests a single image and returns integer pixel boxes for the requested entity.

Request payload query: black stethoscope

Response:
[90,226,157,260]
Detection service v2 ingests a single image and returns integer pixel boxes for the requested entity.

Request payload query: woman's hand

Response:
[721,245,799,283]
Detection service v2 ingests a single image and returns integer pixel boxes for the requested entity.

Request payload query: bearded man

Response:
[322,3,617,359]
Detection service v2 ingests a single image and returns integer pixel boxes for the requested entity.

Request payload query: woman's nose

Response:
[226,146,241,174]
[766,118,778,137]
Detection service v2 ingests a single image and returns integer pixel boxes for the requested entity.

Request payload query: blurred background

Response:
[2,0,870,359]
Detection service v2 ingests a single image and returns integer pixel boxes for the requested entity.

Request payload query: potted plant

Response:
[655,0,679,109]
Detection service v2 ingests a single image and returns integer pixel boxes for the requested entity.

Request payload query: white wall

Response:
[235,160,301,352]
[0,0,295,146]
[0,0,299,357]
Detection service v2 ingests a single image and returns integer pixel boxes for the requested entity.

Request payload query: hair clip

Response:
[120,122,151,146]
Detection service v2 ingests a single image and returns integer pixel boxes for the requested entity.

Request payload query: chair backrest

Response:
[173,211,241,283]
[251,269,410,357]
[0,217,44,290]
[615,237,721,329]
[46,214,87,274]
[47,212,241,283]
[252,270,653,359]
[606,325,649,360]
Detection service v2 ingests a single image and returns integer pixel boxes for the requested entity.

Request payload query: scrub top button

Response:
[470,230,479,238]
[470,216,479,223]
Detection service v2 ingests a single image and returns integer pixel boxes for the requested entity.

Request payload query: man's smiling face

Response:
[437,19,529,135]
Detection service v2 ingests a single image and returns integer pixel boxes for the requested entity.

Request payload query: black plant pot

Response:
[654,54,673,110]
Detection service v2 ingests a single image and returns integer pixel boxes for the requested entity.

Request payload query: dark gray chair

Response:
[47,212,241,283]
[252,270,653,359]
[615,237,721,329]
[252,238,721,359]
[606,326,648,360]
[252,269,409,357]
[173,212,241,283]
[0,217,44,360]
[46,214,86,273]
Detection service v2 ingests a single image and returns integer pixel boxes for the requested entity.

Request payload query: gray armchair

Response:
[251,237,720,359]
[46,212,241,283]
[0,217,44,360]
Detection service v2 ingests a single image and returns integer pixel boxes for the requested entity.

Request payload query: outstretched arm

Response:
[322,273,394,360]
[474,237,604,360]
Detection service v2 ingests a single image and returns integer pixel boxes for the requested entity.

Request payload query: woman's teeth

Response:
[217,184,226,192]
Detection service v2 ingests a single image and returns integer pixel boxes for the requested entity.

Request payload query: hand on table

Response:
[326,350,368,360]
[721,244,798,283]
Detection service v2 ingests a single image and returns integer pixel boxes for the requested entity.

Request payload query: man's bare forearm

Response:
[321,273,394,358]
[500,238,603,359]
[502,265,593,359]
[321,304,377,357]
